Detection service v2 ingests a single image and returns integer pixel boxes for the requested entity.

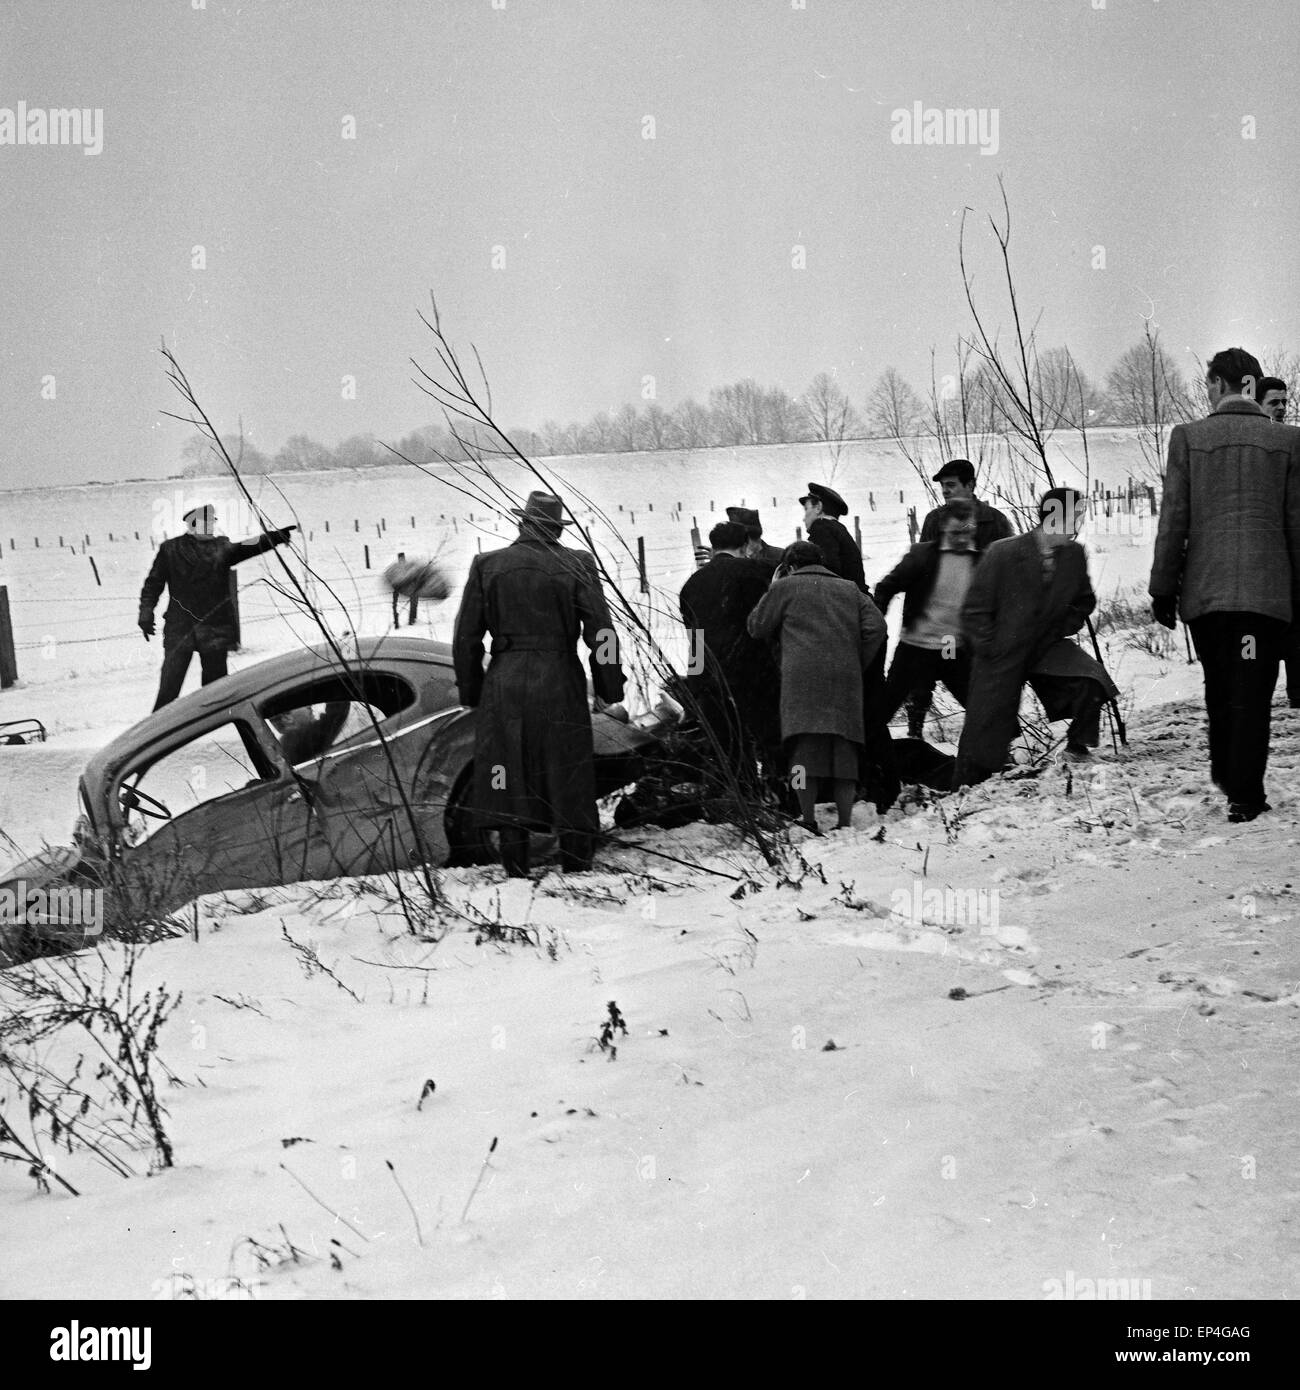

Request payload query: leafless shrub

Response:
[0,939,182,1183]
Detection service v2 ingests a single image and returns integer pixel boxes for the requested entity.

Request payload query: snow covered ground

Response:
[2,447,1295,1301]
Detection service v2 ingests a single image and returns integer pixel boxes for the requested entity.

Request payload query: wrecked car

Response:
[0,636,660,961]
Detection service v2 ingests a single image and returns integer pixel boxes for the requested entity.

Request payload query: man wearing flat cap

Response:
[919,460,1015,551]
[799,482,866,592]
[453,490,625,876]
[905,460,1015,738]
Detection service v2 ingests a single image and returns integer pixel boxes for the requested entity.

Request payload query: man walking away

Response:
[1149,348,1300,820]
[955,488,1117,787]
[908,460,1015,737]
[453,490,626,876]
[139,504,295,710]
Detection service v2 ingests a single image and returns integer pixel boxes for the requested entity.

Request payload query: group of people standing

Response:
[679,464,1119,830]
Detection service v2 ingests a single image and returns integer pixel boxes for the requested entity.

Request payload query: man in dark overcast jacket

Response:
[453,490,625,875]
[138,504,294,710]
[679,520,781,793]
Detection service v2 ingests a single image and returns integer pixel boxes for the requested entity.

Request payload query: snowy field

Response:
[3,438,1296,1302]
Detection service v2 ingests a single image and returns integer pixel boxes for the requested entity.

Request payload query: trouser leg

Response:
[1222,615,1282,805]
[1189,613,1282,805]
[1065,684,1104,749]
[882,644,936,727]
[153,639,195,710]
[198,648,229,686]
[904,682,934,739]
[939,649,972,708]
[1189,618,1231,791]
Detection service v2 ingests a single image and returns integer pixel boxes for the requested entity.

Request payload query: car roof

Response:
[82,635,455,793]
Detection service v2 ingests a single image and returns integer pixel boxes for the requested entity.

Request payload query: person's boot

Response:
[498,827,530,878]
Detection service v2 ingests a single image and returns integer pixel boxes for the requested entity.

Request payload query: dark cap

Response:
[931,458,976,486]
[726,506,763,534]
[799,482,849,518]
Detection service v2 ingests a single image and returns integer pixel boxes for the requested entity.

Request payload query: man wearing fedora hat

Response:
[453,490,625,876]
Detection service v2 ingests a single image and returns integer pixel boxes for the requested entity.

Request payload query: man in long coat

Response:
[1149,348,1300,820]
[453,490,625,876]
[955,488,1118,787]
[679,520,782,795]
[138,504,295,710]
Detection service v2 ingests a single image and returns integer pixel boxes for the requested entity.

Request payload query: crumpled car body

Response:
[0,636,657,961]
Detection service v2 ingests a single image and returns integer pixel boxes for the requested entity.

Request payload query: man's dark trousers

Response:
[1188,611,1285,806]
[152,635,229,710]
[884,645,971,726]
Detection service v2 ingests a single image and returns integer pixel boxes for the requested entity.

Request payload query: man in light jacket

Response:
[1149,347,1300,821]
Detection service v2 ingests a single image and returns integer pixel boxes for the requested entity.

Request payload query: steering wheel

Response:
[120,783,173,822]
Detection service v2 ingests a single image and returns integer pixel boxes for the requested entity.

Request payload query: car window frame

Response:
[107,703,285,834]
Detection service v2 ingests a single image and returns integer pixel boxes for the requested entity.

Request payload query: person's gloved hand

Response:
[693,545,711,568]
[138,613,155,641]
[271,525,298,546]
[1151,595,1177,630]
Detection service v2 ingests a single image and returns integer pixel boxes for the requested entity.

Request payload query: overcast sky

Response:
[2,0,1297,487]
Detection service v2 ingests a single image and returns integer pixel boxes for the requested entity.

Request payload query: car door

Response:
[113,711,339,913]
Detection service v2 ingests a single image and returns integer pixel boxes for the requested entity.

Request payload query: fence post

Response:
[853,515,862,551]
[906,506,919,543]
[0,586,16,688]
[637,536,648,593]
[393,553,404,627]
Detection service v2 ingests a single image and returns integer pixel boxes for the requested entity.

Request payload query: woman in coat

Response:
[747,541,886,832]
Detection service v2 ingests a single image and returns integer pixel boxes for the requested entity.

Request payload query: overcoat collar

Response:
[1213,396,1267,416]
